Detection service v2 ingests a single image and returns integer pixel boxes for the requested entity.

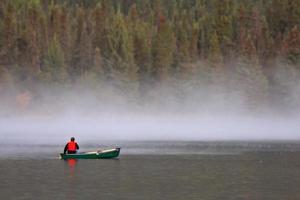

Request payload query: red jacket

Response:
[64,141,79,154]
[67,141,77,151]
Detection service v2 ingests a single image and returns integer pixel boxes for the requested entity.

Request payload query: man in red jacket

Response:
[64,137,79,154]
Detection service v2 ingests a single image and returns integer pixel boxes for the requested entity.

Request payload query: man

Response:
[64,137,79,154]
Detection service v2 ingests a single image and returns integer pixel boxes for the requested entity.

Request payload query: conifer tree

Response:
[1,3,18,65]
[26,1,42,76]
[130,9,152,96]
[235,34,269,110]
[70,7,93,79]
[105,8,138,96]
[175,10,191,63]
[93,47,104,79]
[0,0,298,111]
[282,26,300,65]
[108,9,135,71]
[152,14,175,82]
[92,3,107,55]
[208,30,223,68]
[214,0,234,60]
[40,35,67,84]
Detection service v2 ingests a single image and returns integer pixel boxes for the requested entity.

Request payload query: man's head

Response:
[71,137,75,141]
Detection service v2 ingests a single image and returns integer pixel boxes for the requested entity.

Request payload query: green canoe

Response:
[60,147,121,159]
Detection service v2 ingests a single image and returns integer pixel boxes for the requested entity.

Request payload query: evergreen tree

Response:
[281,26,300,65]
[93,47,104,79]
[129,3,152,95]
[235,34,269,110]
[214,0,234,60]
[1,3,18,65]
[174,10,192,63]
[106,9,135,72]
[26,1,42,76]
[92,2,107,54]
[0,0,298,111]
[208,30,223,68]
[152,14,175,82]
[40,35,67,84]
[70,7,93,80]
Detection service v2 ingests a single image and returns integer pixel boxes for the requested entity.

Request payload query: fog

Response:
[1,67,300,145]
[1,105,300,145]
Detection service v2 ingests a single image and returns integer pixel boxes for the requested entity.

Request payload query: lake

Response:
[1,141,300,199]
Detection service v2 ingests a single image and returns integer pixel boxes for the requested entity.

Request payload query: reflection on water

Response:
[0,141,300,199]
[66,159,77,179]
[65,159,77,200]
[67,159,77,168]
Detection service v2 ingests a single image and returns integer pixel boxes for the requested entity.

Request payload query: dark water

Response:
[1,141,300,200]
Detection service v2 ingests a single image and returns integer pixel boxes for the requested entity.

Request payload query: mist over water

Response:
[1,111,300,145]
[1,80,300,147]
[1,2,300,199]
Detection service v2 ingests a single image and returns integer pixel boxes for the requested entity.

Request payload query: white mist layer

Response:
[1,114,299,145]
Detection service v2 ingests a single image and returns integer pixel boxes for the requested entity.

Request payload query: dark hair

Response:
[71,137,75,141]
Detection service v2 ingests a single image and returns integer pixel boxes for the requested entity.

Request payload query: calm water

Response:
[1,141,300,200]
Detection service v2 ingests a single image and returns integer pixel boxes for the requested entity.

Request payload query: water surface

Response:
[1,141,300,200]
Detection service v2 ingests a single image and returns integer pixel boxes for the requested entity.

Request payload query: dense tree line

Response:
[0,0,299,113]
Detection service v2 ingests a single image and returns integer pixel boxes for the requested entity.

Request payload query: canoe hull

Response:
[60,148,121,159]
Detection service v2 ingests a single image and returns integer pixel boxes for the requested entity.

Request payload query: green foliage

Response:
[1,3,18,64]
[208,31,223,65]
[107,9,135,70]
[40,36,68,84]
[0,0,299,110]
[0,19,3,50]
[152,17,176,81]
[282,26,300,65]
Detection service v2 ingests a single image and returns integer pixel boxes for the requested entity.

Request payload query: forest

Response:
[0,0,299,115]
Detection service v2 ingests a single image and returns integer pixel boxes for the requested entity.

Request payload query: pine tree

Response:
[235,34,269,110]
[93,47,104,79]
[281,25,300,65]
[152,14,175,82]
[107,9,135,72]
[70,7,93,80]
[208,30,223,68]
[0,0,299,111]
[58,6,71,66]
[105,8,138,97]
[40,35,67,84]
[129,3,152,96]
[26,1,42,76]
[195,1,211,59]
[92,3,107,55]
[1,3,18,65]
[214,0,234,60]
[174,10,192,63]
